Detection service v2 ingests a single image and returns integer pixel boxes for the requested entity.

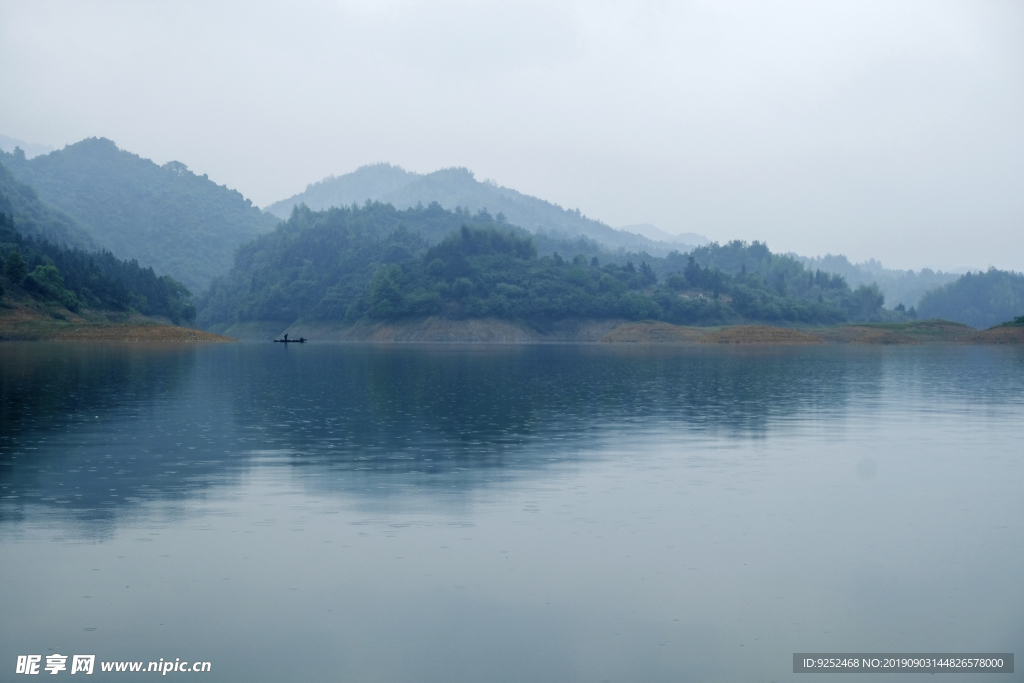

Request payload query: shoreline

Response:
[5,300,1019,345]
[0,301,234,342]
[212,317,1023,346]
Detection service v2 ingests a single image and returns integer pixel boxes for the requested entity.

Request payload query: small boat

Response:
[273,334,306,344]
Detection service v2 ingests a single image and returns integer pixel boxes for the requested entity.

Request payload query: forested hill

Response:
[0,159,96,250]
[0,185,196,324]
[198,202,889,331]
[0,139,278,292]
[198,202,474,327]
[917,268,1024,329]
[798,253,959,310]
[0,133,54,159]
[264,163,698,255]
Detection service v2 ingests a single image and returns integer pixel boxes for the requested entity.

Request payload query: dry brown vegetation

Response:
[699,325,823,345]
[813,320,977,345]
[0,298,233,342]
[600,321,711,344]
[969,326,1024,345]
[600,319,1021,346]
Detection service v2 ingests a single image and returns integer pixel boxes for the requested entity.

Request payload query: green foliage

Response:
[22,264,80,311]
[801,253,958,310]
[264,163,686,256]
[0,138,276,292]
[198,204,887,329]
[4,248,27,283]
[197,201,472,327]
[346,228,871,326]
[0,194,196,323]
[0,158,96,250]
[918,268,1024,329]
[848,284,887,322]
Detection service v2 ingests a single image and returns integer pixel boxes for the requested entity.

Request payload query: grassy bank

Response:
[0,299,233,342]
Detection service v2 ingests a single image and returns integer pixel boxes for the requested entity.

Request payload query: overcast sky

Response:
[2,0,1022,271]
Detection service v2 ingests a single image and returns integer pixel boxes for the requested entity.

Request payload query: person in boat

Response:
[283,333,288,341]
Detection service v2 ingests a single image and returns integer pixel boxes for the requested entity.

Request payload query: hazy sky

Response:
[2,0,1022,271]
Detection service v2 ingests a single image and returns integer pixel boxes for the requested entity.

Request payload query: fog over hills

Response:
[1,162,198,323]
[617,223,710,249]
[267,163,966,310]
[266,164,708,256]
[797,254,961,310]
[1,138,277,293]
[0,134,54,160]
[0,158,96,251]
[0,133,988,313]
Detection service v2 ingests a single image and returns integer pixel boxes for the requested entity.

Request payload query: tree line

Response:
[349,224,885,326]
[199,202,890,329]
[1,208,196,324]
[1,138,277,293]
[917,268,1024,329]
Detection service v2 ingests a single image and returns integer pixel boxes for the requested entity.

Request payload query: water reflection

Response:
[2,343,1022,532]
[2,343,1023,683]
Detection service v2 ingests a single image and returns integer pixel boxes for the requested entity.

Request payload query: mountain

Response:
[917,268,1024,329]
[265,163,705,255]
[1,179,195,323]
[0,138,278,293]
[797,253,959,310]
[0,134,54,159]
[198,203,886,334]
[199,201,481,329]
[346,226,878,327]
[617,223,709,247]
[0,159,96,250]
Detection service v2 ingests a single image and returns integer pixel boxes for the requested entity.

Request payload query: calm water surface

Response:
[1,343,1022,682]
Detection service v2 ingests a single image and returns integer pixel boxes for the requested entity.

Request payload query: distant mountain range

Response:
[264,162,967,310]
[1,163,198,323]
[797,254,960,309]
[0,134,54,159]
[0,138,276,292]
[0,158,96,250]
[2,134,1010,328]
[616,223,710,248]
[198,203,883,335]
[265,163,708,256]
[917,268,1024,329]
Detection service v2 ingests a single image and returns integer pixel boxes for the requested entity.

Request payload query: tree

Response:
[22,264,80,311]
[639,261,657,286]
[849,284,885,321]
[684,256,703,288]
[366,265,404,318]
[4,249,27,284]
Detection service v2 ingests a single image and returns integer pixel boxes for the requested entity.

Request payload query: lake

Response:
[1,342,1022,681]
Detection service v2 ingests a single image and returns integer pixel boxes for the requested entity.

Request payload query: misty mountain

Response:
[199,201,480,328]
[0,158,96,250]
[265,163,706,255]
[917,268,1024,329]
[797,253,959,310]
[1,183,195,323]
[0,138,278,293]
[0,133,54,159]
[617,223,709,247]
[199,203,885,333]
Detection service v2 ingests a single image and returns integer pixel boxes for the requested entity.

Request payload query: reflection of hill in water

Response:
[0,344,205,530]
[227,345,860,458]
[3,344,1021,532]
